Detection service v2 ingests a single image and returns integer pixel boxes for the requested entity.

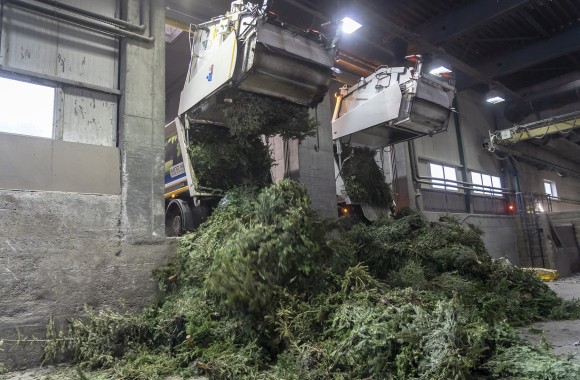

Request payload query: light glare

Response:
[341,17,362,34]
[0,77,54,138]
[486,96,505,104]
[429,66,452,76]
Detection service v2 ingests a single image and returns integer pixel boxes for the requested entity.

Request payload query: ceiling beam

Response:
[280,0,521,98]
[495,143,580,178]
[543,138,580,166]
[342,1,522,98]
[280,0,328,20]
[417,0,531,45]
[460,23,580,88]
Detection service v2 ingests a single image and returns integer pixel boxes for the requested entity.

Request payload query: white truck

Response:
[164,0,337,236]
[164,1,456,235]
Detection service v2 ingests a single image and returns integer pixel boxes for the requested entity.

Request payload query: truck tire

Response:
[165,208,184,237]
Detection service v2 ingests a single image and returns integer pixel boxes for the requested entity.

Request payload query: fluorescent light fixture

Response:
[486,96,505,104]
[429,66,452,76]
[341,17,362,34]
[486,88,505,104]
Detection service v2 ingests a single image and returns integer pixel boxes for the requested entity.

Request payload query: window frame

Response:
[470,171,503,197]
[429,162,458,191]
[543,180,558,198]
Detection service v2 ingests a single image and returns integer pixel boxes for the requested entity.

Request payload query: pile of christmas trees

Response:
[44,180,580,379]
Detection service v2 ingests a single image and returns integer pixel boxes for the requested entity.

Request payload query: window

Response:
[544,180,558,198]
[0,76,55,138]
[471,171,502,196]
[429,163,457,191]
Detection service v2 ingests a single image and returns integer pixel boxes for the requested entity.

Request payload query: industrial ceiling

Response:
[165,0,580,104]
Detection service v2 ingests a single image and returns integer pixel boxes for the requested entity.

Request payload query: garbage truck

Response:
[164,1,456,235]
[164,0,338,236]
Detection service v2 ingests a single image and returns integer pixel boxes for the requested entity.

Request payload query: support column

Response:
[298,95,337,219]
[118,0,166,242]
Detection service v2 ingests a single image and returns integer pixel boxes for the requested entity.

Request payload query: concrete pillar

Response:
[393,142,418,210]
[298,95,337,219]
[269,95,337,219]
[118,0,166,243]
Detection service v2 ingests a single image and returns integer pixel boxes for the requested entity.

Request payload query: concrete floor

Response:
[0,366,101,380]
[518,273,580,361]
[0,367,206,380]
[547,273,580,300]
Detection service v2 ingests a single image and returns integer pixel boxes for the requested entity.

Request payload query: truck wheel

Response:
[166,211,183,237]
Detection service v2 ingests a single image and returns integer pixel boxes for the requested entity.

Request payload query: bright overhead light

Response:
[429,66,452,76]
[486,96,505,104]
[486,88,505,104]
[341,17,362,34]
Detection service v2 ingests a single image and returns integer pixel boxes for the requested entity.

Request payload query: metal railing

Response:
[417,175,513,214]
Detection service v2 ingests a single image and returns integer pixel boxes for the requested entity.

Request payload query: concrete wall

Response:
[515,163,580,212]
[0,191,174,369]
[118,0,166,242]
[515,210,580,276]
[425,212,520,265]
[408,90,512,214]
[0,0,168,370]
[0,133,120,194]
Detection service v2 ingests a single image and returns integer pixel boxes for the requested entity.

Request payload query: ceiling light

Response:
[341,17,362,34]
[486,96,505,104]
[486,88,505,104]
[429,66,452,76]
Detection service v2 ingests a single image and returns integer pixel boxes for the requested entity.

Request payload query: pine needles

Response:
[221,90,318,141]
[187,90,318,192]
[40,181,580,379]
[340,144,393,207]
